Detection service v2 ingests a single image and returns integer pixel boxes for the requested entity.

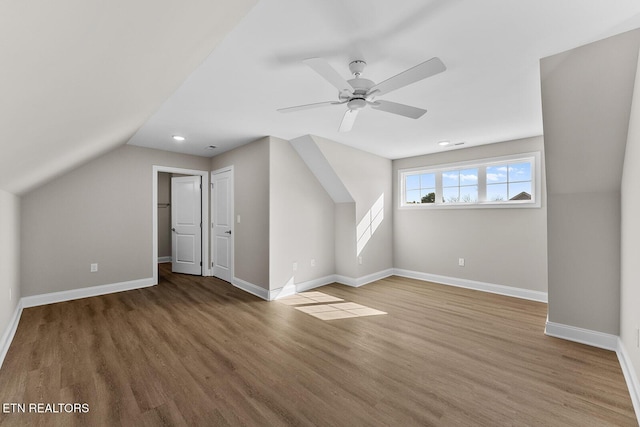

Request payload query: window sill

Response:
[399,201,541,210]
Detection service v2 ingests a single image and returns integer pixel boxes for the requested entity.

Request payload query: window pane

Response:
[460,168,478,185]
[443,187,459,203]
[509,182,532,200]
[487,166,508,183]
[460,185,478,203]
[420,190,436,203]
[508,162,531,182]
[420,173,435,188]
[406,174,420,190]
[406,189,421,204]
[442,171,459,187]
[487,183,508,201]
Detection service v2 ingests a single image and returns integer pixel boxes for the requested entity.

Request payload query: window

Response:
[405,173,435,204]
[442,168,478,203]
[486,162,532,202]
[399,152,541,208]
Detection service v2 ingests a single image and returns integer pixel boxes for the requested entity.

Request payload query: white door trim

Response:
[211,166,234,282]
[153,165,210,285]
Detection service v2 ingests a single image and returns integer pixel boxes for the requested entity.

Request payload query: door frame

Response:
[153,165,210,285]
[211,166,234,282]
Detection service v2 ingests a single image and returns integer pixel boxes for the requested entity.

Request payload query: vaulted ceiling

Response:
[128,0,640,159]
[3,0,640,195]
[0,0,257,194]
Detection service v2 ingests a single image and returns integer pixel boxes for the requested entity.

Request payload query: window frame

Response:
[399,152,541,209]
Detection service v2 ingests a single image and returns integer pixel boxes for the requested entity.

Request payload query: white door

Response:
[171,176,202,275]
[211,168,233,282]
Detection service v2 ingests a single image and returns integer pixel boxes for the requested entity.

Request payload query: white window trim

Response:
[399,151,542,209]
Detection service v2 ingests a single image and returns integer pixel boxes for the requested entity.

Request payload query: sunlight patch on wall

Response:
[356,194,384,256]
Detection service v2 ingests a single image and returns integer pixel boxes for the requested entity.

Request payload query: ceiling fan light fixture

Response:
[172,135,186,142]
[438,140,450,146]
[347,98,367,110]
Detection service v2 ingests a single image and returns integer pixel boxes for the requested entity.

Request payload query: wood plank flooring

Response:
[0,265,636,426]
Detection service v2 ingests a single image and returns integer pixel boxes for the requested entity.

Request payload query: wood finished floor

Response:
[0,265,636,426]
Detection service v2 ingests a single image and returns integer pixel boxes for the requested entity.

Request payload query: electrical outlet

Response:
[358,256,363,265]
[91,263,98,273]
[311,259,316,267]
[237,215,241,224]
[458,258,465,267]
[293,262,298,272]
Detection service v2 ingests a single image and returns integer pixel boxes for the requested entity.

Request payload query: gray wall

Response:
[313,136,394,278]
[393,136,548,292]
[211,137,270,289]
[20,145,210,296]
[269,137,335,290]
[621,48,640,391]
[211,135,392,290]
[541,29,640,334]
[0,189,20,340]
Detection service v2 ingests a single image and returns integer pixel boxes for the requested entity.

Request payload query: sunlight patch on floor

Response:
[278,292,387,320]
[295,302,387,320]
[277,291,344,305]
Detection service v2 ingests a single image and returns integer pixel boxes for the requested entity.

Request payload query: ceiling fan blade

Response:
[369,57,446,96]
[277,101,343,113]
[371,100,427,119]
[303,58,354,93]
[339,109,359,132]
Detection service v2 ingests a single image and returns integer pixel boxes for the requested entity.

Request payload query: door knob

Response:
[224,230,232,235]
[172,228,176,232]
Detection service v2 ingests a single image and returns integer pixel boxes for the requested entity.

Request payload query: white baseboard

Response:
[544,320,618,351]
[335,268,394,288]
[21,277,155,308]
[295,275,336,293]
[0,301,23,370]
[393,269,548,303]
[617,339,640,421]
[157,256,172,263]
[232,277,269,301]
[239,270,395,301]
[269,280,297,300]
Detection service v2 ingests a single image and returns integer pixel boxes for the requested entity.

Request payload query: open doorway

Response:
[152,166,209,285]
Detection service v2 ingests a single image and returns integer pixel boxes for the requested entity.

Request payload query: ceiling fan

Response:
[278,57,446,132]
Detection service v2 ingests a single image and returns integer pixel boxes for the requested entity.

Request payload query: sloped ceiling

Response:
[127,0,640,160]
[0,0,258,194]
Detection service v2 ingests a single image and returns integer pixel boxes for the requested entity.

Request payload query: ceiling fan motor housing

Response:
[340,77,375,103]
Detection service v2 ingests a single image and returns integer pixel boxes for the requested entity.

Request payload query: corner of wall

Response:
[0,188,21,369]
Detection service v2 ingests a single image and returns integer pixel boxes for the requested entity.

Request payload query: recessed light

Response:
[438,140,450,146]
[172,135,186,142]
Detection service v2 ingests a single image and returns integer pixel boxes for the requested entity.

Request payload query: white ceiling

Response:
[128,0,640,160]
